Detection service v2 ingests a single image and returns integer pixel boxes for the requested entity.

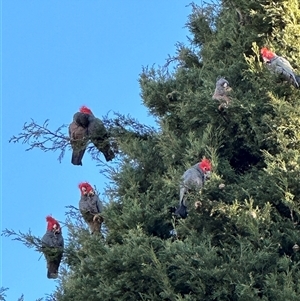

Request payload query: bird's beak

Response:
[262,57,269,63]
[225,86,232,92]
[205,171,211,180]
[52,225,60,233]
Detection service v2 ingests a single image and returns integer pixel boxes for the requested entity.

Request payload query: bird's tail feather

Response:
[71,149,86,166]
[92,140,115,161]
[102,147,115,162]
[295,75,300,88]
[174,204,188,219]
[88,220,102,235]
[179,186,186,206]
[47,262,59,279]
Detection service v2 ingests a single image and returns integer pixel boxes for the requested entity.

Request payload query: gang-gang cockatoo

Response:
[78,182,104,235]
[83,106,115,162]
[69,106,115,166]
[212,77,232,110]
[260,47,300,88]
[174,158,212,218]
[41,216,64,279]
[69,109,90,165]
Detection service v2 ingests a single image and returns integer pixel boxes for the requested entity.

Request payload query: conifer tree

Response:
[4,0,300,300]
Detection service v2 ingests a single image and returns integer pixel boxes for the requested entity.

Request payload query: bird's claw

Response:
[93,214,103,223]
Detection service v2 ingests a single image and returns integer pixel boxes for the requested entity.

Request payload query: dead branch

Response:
[1,228,44,252]
[9,119,69,162]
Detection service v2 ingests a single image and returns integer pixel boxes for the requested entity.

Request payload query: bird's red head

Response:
[199,158,212,173]
[46,216,61,232]
[78,182,94,196]
[79,106,93,115]
[260,47,276,60]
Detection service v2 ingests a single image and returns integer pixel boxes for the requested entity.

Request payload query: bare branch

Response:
[164,54,181,69]
[45,294,56,301]
[17,295,24,301]
[9,119,69,162]
[1,229,44,252]
[64,205,83,223]
[0,287,8,301]
[9,113,156,165]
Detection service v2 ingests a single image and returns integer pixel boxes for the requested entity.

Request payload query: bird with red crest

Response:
[69,106,115,165]
[78,182,104,235]
[174,158,212,218]
[69,107,90,165]
[41,216,64,279]
[260,47,300,88]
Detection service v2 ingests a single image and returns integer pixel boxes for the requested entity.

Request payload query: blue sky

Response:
[1,1,191,300]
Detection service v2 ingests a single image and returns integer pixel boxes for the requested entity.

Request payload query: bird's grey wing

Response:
[89,118,108,138]
[58,234,64,248]
[96,197,104,213]
[179,185,186,205]
[89,118,115,161]
[276,56,294,72]
[274,57,299,86]
[179,168,197,205]
[41,232,53,247]
[183,168,202,186]
[79,195,89,212]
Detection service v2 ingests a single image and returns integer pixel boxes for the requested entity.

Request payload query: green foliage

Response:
[53,1,300,299]
[7,0,300,300]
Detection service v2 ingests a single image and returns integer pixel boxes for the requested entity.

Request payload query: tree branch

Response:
[1,229,44,252]
[9,119,69,162]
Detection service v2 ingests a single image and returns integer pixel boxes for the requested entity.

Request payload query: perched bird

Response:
[83,106,115,162]
[212,77,232,110]
[260,47,300,88]
[41,216,64,279]
[174,158,212,218]
[69,110,89,165]
[69,106,115,165]
[78,182,104,235]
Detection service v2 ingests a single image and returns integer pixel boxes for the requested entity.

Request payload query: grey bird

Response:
[175,158,212,218]
[69,111,89,166]
[212,77,232,110]
[41,216,64,279]
[78,182,104,235]
[261,47,300,88]
[81,106,115,162]
[69,106,115,165]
